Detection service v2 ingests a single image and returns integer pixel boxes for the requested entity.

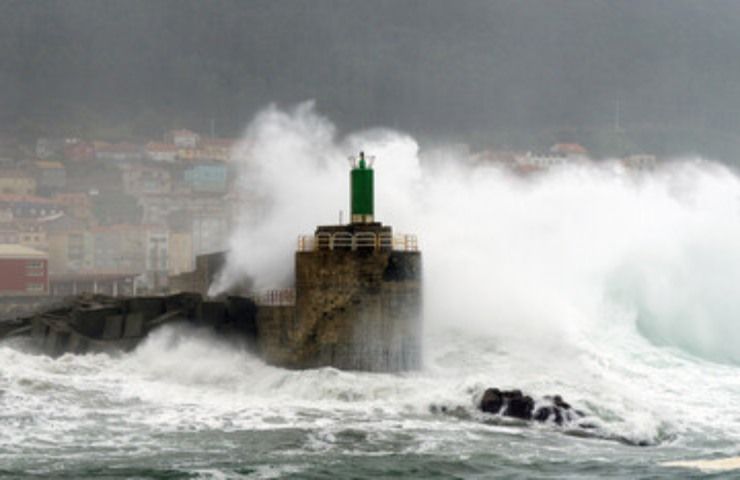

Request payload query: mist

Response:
[5,1,740,162]
[217,103,740,365]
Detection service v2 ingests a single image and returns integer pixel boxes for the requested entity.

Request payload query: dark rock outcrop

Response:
[479,387,583,425]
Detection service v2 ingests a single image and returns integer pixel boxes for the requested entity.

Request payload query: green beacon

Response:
[350,151,374,223]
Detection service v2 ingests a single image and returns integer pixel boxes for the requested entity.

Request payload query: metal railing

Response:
[251,289,295,306]
[297,232,418,252]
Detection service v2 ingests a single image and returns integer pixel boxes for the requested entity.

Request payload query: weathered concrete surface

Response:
[256,248,422,371]
[0,293,259,358]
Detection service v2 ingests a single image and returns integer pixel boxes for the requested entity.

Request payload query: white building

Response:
[165,129,201,149]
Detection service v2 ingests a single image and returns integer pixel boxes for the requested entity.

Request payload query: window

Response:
[26,261,44,276]
[26,283,45,292]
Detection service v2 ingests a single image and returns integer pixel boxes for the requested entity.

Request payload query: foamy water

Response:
[3,104,740,478]
[2,319,739,478]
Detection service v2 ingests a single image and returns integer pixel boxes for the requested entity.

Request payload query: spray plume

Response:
[215,102,740,365]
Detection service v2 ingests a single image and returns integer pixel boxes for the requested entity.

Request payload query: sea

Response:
[1,304,739,479]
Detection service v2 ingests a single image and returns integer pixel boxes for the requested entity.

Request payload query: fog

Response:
[4,1,740,161]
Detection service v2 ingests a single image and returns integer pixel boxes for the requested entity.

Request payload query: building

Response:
[144,228,169,292]
[168,230,194,276]
[515,152,570,171]
[165,129,200,149]
[192,213,229,255]
[550,143,589,158]
[35,138,68,159]
[91,224,147,274]
[0,224,19,244]
[0,195,62,220]
[183,163,228,193]
[63,141,96,162]
[13,219,49,251]
[470,150,520,168]
[53,193,92,221]
[145,142,179,163]
[30,160,66,193]
[65,163,124,195]
[92,192,142,225]
[0,170,36,195]
[0,244,48,296]
[623,154,658,172]
[137,192,228,254]
[95,143,143,163]
[45,215,94,274]
[121,163,171,196]
[196,138,235,162]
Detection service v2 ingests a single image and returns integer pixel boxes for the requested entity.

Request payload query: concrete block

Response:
[44,329,69,357]
[165,292,202,318]
[102,314,124,340]
[67,332,89,354]
[123,313,144,338]
[73,306,121,338]
[31,316,47,339]
[125,297,164,321]
[226,296,258,335]
[200,300,226,327]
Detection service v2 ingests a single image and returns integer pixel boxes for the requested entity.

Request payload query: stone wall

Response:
[255,249,421,371]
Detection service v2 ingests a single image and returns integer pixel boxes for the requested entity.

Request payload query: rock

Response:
[533,406,553,422]
[479,387,583,425]
[533,406,565,425]
[480,388,504,414]
[503,392,534,420]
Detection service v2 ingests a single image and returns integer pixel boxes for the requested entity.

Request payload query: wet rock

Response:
[480,388,583,425]
[480,388,504,414]
[480,388,535,420]
[533,406,564,425]
[503,393,534,420]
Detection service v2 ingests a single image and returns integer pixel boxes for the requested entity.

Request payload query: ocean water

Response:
[0,316,738,479]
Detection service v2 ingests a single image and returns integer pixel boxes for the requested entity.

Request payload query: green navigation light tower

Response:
[255,150,422,372]
[351,151,374,224]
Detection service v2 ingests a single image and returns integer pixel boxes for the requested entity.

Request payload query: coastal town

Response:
[0,129,241,316]
[0,130,658,318]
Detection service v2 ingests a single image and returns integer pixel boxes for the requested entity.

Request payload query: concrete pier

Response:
[257,222,422,371]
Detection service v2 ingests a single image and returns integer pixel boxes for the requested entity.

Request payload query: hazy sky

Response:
[3,0,740,157]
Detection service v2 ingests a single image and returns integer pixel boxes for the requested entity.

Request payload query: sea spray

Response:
[205,102,740,449]
[216,102,740,367]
